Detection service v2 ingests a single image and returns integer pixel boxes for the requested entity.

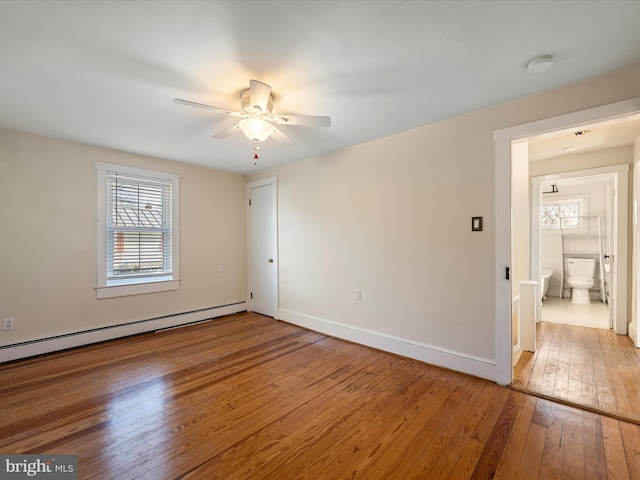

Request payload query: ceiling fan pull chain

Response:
[253,144,260,165]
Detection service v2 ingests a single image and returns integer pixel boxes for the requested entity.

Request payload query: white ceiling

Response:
[1,1,640,174]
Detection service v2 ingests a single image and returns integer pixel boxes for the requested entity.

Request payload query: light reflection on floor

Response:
[100,374,171,474]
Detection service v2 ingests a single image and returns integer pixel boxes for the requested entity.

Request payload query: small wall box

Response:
[472,217,483,232]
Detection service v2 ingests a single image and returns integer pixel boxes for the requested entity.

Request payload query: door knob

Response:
[268,258,274,263]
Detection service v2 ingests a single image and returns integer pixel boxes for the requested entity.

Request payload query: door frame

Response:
[246,176,279,318]
[531,165,628,334]
[494,97,640,386]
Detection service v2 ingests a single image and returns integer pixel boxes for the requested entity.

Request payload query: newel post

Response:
[518,280,539,353]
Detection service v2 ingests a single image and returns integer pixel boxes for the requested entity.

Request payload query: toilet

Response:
[566,258,596,304]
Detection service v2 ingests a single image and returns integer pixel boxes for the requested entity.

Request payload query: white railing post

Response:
[519,280,539,352]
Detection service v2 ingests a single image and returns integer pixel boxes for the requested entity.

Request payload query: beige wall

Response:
[0,128,247,346]
[529,145,633,177]
[248,66,640,371]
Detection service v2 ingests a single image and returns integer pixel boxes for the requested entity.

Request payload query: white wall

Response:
[0,128,247,347]
[248,65,640,381]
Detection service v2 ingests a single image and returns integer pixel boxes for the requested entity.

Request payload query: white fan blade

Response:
[212,124,241,139]
[173,98,245,117]
[249,80,272,113]
[272,114,331,127]
[269,125,294,147]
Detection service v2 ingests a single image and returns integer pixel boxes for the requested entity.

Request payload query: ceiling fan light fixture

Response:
[238,118,275,143]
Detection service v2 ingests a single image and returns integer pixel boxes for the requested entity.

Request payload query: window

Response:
[96,163,180,299]
[541,195,588,231]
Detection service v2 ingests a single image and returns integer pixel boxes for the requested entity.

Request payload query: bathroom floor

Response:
[541,295,609,330]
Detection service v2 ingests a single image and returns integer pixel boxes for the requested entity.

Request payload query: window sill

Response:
[96,278,180,299]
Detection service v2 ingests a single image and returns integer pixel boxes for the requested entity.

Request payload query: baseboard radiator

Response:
[0,301,247,363]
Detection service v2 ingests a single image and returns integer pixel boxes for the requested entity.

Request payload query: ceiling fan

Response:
[173,79,331,145]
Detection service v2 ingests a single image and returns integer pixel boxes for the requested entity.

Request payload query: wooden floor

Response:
[1,313,640,479]
[514,321,640,423]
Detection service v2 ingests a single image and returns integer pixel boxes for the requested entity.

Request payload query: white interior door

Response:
[247,178,278,317]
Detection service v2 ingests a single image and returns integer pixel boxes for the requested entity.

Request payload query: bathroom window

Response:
[541,195,588,230]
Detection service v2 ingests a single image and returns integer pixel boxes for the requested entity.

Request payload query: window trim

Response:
[96,162,180,299]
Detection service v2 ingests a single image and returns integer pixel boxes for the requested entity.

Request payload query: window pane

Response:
[541,205,559,227]
[106,172,172,279]
[111,231,166,275]
[560,203,580,227]
[111,180,165,229]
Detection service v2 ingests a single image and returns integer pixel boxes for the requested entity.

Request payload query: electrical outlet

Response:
[355,289,361,301]
[3,318,15,331]
[218,264,224,273]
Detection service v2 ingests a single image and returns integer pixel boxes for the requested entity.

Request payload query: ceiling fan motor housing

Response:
[241,89,273,116]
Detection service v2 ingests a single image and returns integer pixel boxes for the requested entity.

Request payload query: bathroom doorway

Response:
[510,114,640,422]
[531,169,625,333]
[495,97,640,420]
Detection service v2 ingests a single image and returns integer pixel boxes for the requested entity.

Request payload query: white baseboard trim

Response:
[0,302,247,363]
[278,309,497,381]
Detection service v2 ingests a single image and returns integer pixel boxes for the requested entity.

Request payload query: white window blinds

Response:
[106,171,173,280]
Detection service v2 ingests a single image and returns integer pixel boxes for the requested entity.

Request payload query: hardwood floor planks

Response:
[2,327,327,453]
[493,394,538,479]
[2,312,640,479]
[183,363,404,479]
[514,321,640,424]
[90,337,372,478]
[516,422,546,479]
[561,406,586,478]
[355,368,471,479]
[370,375,478,480]
[582,413,607,480]
[601,415,631,480]
[529,323,553,394]
[538,400,566,480]
[578,327,600,408]
[265,361,439,480]
[423,383,509,479]
[470,392,523,480]
[443,385,511,480]
[553,325,572,400]
[619,422,640,480]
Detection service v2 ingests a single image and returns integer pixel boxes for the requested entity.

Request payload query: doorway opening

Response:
[531,167,627,334]
[494,98,640,418]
